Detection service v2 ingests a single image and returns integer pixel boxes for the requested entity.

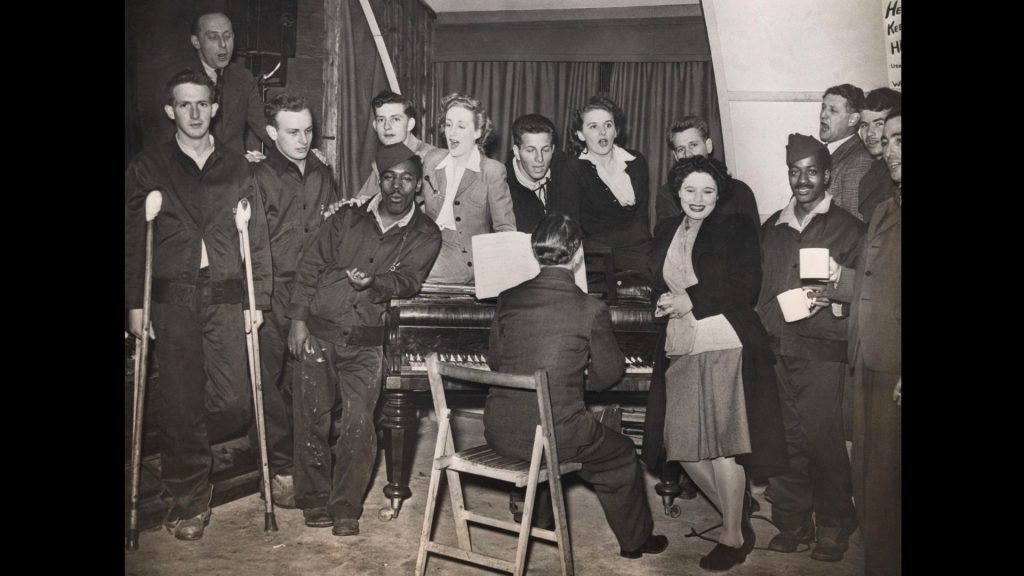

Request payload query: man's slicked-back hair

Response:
[265,93,310,127]
[531,212,583,266]
[371,89,418,128]
[823,83,866,113]
[191,11,230,36]
[666,115,710,145]
[512,114,558,147]
[165,68,215,106]
[863,88,902,113]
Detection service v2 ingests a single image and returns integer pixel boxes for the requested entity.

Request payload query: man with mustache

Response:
[818,84,874,222]
[855,88,901,223]
[251,93,340,511]
[755,134,865,562]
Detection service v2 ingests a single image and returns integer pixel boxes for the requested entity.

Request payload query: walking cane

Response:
[127,191,162,551]
[235,198,278,532]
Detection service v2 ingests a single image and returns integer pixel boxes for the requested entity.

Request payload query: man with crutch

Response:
[125,68,272,541]
[248,93,340,509]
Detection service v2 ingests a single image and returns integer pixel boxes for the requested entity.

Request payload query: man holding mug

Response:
[754,134,866,562]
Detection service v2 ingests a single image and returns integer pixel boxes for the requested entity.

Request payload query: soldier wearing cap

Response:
[286,143,442,536]
[755,134,865,561]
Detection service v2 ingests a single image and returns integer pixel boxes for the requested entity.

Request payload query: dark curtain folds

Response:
[606,61,722,228]
[427,60,720,230]
[333,0,434,198]
[428,61,602,163]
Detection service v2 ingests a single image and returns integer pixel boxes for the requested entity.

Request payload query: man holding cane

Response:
[125,68,272,541]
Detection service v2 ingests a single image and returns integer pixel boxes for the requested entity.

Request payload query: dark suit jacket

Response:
[210,59,272,154]
[827,136,875,221]
[849,197,901,373]
[484,267,625,459]
[505,149,581,233]
[641,212,788,480]
[857,158,899,224]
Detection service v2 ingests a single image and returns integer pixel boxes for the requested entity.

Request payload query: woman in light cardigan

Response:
[420,92,516,285]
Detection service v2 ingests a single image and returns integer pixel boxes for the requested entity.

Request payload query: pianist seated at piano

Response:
[484,212,669,559]
[421,92,516,285]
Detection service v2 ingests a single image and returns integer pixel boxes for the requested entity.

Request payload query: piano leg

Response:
[378,390,419,521]
[655,460,686,518]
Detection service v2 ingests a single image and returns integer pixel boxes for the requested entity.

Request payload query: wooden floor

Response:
[124,412,865,576]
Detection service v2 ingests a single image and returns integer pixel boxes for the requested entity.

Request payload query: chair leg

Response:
[549,472,575,576]
[446,468,472,550]
[512,434,546,576]
[415,461,444,576]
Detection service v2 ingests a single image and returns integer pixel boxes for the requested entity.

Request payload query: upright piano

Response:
[376,283,659,520]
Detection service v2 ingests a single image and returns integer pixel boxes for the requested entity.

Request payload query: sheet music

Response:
[471,231,587,299]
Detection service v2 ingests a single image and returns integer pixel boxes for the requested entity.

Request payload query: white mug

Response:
[777,288,814,322]
[800,248,830,280]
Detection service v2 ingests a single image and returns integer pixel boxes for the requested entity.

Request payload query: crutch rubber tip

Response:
[126,531,139,550]
[265,512,278,532]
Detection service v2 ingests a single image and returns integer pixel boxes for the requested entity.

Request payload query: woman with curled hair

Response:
[569,95,653,279]
[642,156,787,571]
[421,92,516,284]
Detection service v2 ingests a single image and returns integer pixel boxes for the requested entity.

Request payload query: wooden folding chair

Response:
[415,353,581,576]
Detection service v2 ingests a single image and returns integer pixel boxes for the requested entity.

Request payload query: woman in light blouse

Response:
[420,92,516,285]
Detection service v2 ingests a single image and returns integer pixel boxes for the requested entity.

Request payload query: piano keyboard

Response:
[406,353,490,372]
[404,353,652,374]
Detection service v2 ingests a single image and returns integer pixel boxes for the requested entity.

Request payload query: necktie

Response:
[214,68,224,107]
[536,181,547,207]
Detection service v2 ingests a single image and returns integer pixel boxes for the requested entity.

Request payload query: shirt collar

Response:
[512,157,550,191]
[579,144,635,168]
[436,146,482,172]
[198,58,219,82]
[826,133,856,154]
[404,133,423,152]
[175,133,216,165]
[366,194,415,232]
[776,192,834,230]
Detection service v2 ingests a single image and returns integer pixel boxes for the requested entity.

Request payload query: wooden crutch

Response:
[235,198,278,532]
[126,190,162,550]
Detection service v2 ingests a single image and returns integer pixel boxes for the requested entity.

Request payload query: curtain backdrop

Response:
[332,0,434,198]
[606,61,722,227]
[428,61,602,164]
[428,60,720,229]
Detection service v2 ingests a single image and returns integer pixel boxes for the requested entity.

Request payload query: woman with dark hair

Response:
[421,92,516,284]
[569,96,652,279]
[642,156,787,571]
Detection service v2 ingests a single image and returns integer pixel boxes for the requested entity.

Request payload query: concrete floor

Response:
[124,413,863,575]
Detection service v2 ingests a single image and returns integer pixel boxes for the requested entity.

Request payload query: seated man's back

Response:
[484,266,624,458]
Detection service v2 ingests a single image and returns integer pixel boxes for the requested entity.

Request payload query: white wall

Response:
[704,0,890,221]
